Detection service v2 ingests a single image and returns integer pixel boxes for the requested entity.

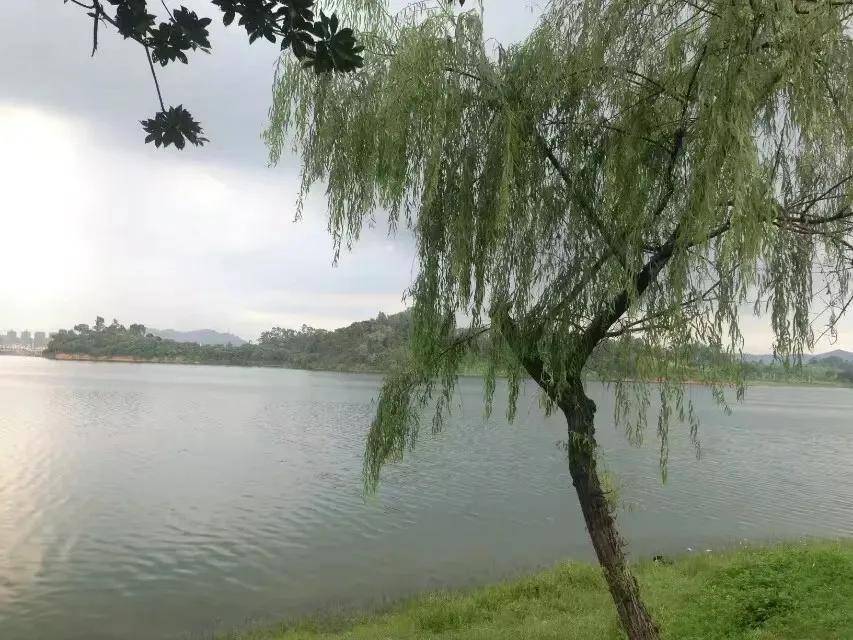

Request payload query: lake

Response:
[0,356,851,639]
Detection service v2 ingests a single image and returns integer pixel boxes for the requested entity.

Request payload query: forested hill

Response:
[44,313,411,372]
[151,328,246,346]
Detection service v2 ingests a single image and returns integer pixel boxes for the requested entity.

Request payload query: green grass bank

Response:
[228,540,852,640]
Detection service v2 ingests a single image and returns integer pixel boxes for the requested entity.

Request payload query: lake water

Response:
[0,356,851,639]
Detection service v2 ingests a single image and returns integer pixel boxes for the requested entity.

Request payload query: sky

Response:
[0,1,850,352]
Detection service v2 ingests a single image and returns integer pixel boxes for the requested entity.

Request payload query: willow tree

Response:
[265,1,853,637]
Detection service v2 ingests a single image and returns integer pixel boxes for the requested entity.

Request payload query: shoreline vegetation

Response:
[44,313,853,388]
[41,351,853,389]
[227,540,852,640]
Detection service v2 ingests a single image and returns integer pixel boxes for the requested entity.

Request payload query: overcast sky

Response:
[1,2,850,352]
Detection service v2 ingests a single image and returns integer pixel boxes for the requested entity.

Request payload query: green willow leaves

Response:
[264,0,853,488]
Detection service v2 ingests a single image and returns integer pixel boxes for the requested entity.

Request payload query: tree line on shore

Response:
[44,313,410,371]
[45,314,853,385]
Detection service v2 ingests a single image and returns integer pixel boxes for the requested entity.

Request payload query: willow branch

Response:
[789,174,853,217]
[651,44,708,220]
[815,291,853,343]
[604,279,722,338]
[580,217,731,358]
[535,132,628,270]
[534,251,611,320]
[443,66,482,83]
[435,325,491,361]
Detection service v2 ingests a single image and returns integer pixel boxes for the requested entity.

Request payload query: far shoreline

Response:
[34,352,853,390]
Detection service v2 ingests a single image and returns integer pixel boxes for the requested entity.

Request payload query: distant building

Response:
[0,329,50,351]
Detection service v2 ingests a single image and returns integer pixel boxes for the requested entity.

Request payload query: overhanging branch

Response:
[535,132,628,270]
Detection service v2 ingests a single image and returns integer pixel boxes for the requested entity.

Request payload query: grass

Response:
[225,540,853,640]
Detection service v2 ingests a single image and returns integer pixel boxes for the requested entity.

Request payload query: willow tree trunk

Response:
[561,382,660,640]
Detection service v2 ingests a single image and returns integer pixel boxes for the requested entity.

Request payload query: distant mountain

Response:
[742,349,853,364]
[742,353,775,364]
[808,349,853,363]
[151,328,247,346]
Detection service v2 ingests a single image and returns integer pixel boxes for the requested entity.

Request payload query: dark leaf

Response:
[114,0,155,39]
[140,105,208,149]
[291,37,308,58]
[148,21,196,65]
[173,6,212,50]
[307,21,325,38]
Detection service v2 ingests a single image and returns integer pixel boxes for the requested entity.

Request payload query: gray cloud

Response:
[3,1,279,165]
[0,103,414,339]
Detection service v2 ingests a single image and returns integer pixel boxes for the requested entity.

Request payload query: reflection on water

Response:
[0,356,851,639]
